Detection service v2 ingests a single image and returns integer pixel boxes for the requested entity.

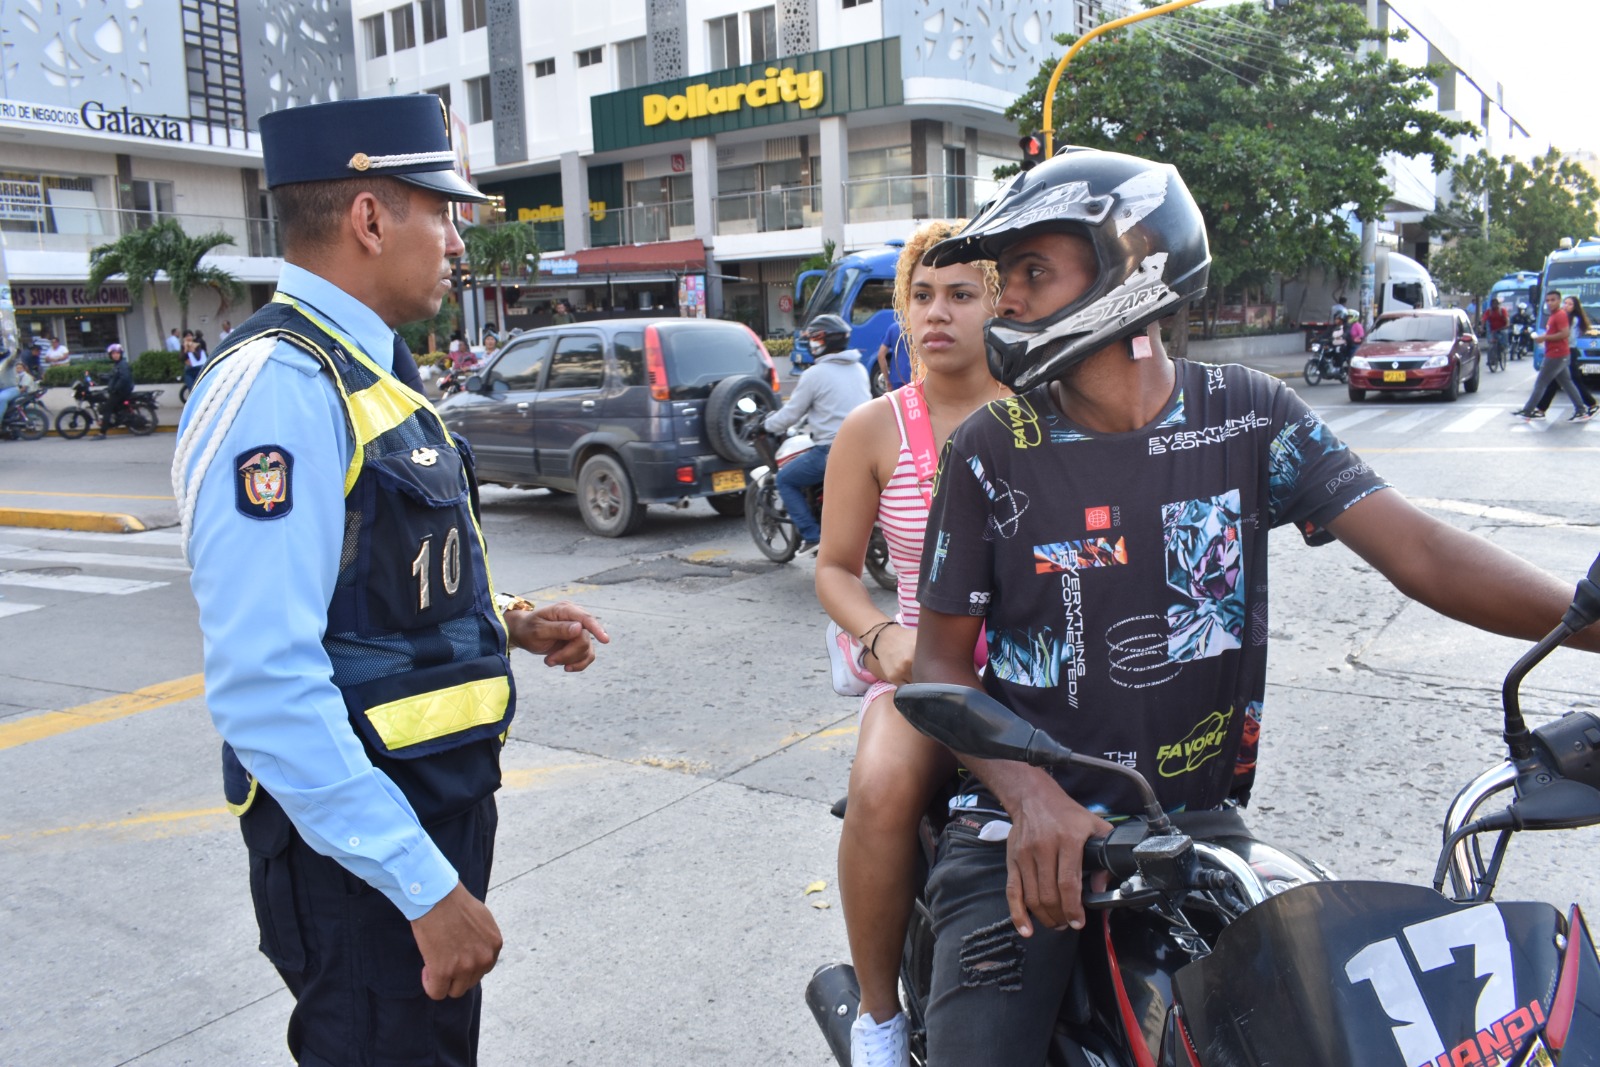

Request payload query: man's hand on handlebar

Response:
[1003,779,1114,938]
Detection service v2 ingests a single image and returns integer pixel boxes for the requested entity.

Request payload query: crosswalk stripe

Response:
[0,600,43,618]
[1441,407,1503,433]
[1378,410,1438,434]
[0,544,189,573]
[0,570,168,595]
[1322,408,1387,432]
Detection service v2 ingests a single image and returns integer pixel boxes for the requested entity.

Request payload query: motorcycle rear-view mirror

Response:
[894,683,1071,767]
[1509,778,1600,832]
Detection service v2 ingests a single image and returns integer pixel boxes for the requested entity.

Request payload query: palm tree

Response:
[88,218,243,344]
[462,221,541,333]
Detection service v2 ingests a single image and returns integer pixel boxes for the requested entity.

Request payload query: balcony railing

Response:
[589,199,696,248]
[0,207,282,258]
[714,184,822,235]
[843,173,1001,225]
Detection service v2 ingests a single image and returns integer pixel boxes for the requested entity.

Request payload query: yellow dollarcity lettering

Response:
[643,67,826,126]
[516,201,608,223]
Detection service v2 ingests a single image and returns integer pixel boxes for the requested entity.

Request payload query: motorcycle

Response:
[1303,326,1348,386]
[54,372,154,438]
[1,382,50,441]
[744,424,895,590]
[436,364,470,399]
[808,553,1600,1066]
[1509,319,1536,363]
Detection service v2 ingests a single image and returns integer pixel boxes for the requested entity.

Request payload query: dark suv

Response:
[437,318,781,536]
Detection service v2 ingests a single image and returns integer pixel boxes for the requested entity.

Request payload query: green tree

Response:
[1427,148,1600,268]
[1006,0,1473,338]
[86,218,242,340]
[1428,225,1526,310]
[795,238,837,313]
[462,221,541,334]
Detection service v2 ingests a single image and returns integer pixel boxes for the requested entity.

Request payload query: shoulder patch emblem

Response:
[410,446,439,466]
[235,447,293,519]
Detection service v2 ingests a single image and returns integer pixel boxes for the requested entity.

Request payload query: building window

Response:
[128,178,176,229]
[390,5,416,51]
[466,75,492,123]
[427,83,452,111]
[461,0,487,32]
[420,0,447,43]
[576,46,602,68]
[533,57,555,77]
[708,14,739,70]
[750,6,777,64]
[843,0,872,6]
[616,37,648,89]
[362,13,387,58]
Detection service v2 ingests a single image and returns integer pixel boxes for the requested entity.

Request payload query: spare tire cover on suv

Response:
[705,376,778,466]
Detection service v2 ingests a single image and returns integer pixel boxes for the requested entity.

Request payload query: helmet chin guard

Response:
[924,148,1210,392]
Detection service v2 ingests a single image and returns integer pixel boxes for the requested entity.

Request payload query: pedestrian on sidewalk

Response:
[1513,290,1590,421]
[171,93,610,1067]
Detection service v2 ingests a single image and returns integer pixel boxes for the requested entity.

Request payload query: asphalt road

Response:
[3,352,1599,1066]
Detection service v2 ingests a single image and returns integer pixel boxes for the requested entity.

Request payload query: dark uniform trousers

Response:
[241,788,498,1066]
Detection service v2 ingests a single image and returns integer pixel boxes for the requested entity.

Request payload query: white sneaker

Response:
[850,1011,910,1067]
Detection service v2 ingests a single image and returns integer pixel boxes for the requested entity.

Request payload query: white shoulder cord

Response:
[171,336,280,564]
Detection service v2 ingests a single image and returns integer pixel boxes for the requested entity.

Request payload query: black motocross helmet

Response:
[804,313,852,357]
[924,147,1211,392]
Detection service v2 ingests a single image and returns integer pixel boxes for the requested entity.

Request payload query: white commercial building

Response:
[352,0,1110,336]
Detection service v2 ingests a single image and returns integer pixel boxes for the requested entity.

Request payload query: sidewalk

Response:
[0,386,182,534]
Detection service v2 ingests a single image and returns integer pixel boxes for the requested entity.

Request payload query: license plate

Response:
[1383,370,1406,382]
[712,469,745,493]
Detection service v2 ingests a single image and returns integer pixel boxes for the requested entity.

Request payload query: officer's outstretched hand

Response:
[411,882,503,1000]
[505,601,610,672]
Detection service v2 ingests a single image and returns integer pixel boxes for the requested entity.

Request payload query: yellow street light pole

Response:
[1043,0,1208,157]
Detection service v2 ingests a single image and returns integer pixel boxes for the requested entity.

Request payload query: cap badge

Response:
[348,152,372,172]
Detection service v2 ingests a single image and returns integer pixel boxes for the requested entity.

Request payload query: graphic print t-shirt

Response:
[918,359,1388,817]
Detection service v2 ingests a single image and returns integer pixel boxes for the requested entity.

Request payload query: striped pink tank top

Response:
[879,388,932,628]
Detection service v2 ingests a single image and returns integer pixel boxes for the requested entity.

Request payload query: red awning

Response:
[563,239,706,273]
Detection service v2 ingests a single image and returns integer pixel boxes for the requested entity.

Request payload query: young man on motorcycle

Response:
[909,147,1600,1065]
[93,343,134,438]
[763,313,872,554]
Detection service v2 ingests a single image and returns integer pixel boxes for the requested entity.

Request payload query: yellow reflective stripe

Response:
[345,377,424,447]
[363,675,511,751]
[226,776,259,817]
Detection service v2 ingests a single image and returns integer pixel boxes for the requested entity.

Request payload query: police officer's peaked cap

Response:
[259,94,489,203]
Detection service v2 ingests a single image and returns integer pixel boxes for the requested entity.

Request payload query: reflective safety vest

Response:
[211,297,514,824]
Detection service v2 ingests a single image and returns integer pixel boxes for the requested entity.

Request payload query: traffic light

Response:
[1020,132,1046,171]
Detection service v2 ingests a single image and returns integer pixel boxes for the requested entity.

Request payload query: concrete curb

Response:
[0,508,148,533]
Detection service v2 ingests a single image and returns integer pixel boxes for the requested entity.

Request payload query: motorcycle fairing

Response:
[1172,881,1562,1067]
[1545,906,1600,1061]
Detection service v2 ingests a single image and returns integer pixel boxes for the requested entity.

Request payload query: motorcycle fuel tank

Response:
[1171,881,1570,1067]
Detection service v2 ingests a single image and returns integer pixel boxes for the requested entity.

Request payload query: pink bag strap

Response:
[891,382,938,507]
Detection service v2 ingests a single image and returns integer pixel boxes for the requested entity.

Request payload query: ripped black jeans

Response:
[924,813,1080,1065]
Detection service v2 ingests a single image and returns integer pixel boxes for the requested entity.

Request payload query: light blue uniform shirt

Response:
[179,263,457,919]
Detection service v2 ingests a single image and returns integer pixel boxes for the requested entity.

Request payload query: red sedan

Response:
[1346,309,1482,402]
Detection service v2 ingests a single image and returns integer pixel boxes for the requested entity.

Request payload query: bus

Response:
[1486,270,1541,317]
[1540,237,1600,378]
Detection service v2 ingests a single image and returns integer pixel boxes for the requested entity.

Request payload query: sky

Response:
[1419,0,1598,160]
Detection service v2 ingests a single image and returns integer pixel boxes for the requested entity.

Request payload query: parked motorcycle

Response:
[744,424,894,590]
[1303,326,1348,386]
[808,553,1600,1066]
[54,372,153,438]
[1,383,50,441]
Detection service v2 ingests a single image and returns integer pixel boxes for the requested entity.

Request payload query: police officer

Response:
[172,94,608,1066]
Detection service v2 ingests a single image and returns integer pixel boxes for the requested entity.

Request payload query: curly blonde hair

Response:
[891,219,1000,381]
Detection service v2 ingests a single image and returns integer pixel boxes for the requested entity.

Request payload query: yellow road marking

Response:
[812,725,859,740]
[0,806,230,843]
[526,582,600,600]
[0,674,206,751]
[686,549,729,561]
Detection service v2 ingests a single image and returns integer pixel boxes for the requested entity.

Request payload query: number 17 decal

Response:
[1344,905,1516,1066]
